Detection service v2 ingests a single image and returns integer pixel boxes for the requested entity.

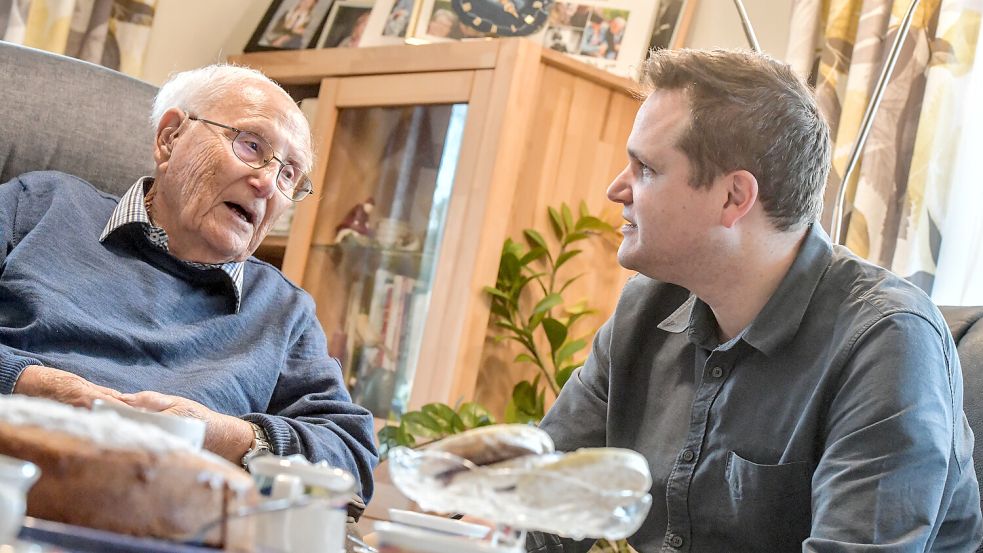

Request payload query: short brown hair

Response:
[639,49,831,231]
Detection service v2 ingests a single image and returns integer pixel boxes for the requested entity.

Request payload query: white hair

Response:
[151,64,313,170]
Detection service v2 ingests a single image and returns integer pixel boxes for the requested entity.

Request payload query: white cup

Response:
[249,455,356,553]
[0,455,40,546]
[91,400,206,450]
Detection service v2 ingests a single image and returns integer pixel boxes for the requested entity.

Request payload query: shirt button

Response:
[669,534,684,548]
[710,366,724,378]
[681,449,695,462]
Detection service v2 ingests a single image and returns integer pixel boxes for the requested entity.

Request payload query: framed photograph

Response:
[245,0,336,52]
[409,0,497,42]
[360,0,425,46]
[539,0,659,77]
[317,0,375,48]
[648,0,697,51]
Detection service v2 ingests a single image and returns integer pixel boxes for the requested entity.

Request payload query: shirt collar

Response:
[100,178,245,313]
[657,223,833,355]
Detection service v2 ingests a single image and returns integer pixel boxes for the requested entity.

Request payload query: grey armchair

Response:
[0,41,156,196]
[941,306,983,515]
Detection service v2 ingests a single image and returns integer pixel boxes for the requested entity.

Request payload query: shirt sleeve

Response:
[0,177,44,394]
[806,311,982,550]
[242,305,379,503]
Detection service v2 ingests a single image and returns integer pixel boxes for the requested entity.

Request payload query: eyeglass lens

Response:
[230,131,311,200]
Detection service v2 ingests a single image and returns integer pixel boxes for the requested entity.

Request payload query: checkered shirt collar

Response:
[100,178,245,313]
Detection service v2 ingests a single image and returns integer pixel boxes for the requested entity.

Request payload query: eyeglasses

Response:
[188,116,313,202]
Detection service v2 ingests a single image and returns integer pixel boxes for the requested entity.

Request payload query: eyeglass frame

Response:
[187,115,314,202]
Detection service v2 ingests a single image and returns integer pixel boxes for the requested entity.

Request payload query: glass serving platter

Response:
[387,446,653,542]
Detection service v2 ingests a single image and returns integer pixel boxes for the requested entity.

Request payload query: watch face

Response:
[451,0,553,37]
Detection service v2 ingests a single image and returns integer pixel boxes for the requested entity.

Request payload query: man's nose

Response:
[248,163,279,198]
[607,165,631,203]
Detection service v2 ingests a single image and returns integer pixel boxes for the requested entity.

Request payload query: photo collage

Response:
[544,2,630,61]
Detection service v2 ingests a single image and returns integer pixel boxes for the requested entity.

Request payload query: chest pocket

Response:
[725,451,813,549]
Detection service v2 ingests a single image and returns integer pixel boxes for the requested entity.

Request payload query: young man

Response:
[529,49,982,551]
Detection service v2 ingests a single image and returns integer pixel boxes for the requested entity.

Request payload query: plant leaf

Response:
[422,403,463,434]
[458,402,495,428]
[533,293,563,315]
[523,229,548,253]
[562,231,590,245]
[554,249,582,271]
[483,286,510,301]
[401,411,444,439]
[513,353,537,364]
[555,365,579,389]
[575,215,616,233]
[504,380,544,424]
[555,338,587,365]
[542,317,568,352]
[564,299,591,315]
[559,273,585,293]
[489,301,510,319]
[520,247,548,266]
[561,204,574,233]
[548,206,565,238]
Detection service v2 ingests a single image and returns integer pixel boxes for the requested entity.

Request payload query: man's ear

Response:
[719,170,758,229]
[153,108,185,168]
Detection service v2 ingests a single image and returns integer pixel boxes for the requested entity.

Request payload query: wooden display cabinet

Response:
[233,39,638,422]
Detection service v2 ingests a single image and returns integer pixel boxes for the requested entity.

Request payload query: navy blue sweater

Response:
[0,171,377,499]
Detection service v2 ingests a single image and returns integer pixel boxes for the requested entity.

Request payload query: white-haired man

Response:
[0,65,378,505]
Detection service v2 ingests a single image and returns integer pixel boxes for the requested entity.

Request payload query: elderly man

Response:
[0,65,378,503]
[528,49,982,551]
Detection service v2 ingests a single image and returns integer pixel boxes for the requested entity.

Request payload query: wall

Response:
[141,0,271,85]
[139,0,792,87]
[684,0,792,57]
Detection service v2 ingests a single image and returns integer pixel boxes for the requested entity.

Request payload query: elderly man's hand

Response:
[119,391,254,464]
[14,365,127,409]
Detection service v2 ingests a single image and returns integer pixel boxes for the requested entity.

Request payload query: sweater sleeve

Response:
[243,305,379,502]
[0,177,44,394]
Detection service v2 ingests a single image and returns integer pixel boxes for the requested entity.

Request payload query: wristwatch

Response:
[241,422,272,470]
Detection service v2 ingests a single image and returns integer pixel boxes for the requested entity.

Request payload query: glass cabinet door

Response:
[304,103,468,419]
[283,68,497,422]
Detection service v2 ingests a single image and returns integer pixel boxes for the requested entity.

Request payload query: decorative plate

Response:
[450,0,553,37]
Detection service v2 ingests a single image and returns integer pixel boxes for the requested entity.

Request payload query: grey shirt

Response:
[529,224,982,552]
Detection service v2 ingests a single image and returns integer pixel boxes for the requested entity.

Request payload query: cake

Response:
[0,395,258,551]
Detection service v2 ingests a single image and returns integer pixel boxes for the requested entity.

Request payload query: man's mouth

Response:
[225,202,255,225]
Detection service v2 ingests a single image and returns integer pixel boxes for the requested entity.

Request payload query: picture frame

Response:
[245,0,336,52]
[409,0,498,43]
[360,0,425,47]
[648,0,697,51]
[539,0,660,77]
[316,0,375,48]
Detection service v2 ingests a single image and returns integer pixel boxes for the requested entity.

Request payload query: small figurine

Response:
[333,197,375,244]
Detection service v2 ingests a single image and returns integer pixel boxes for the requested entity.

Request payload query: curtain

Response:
[0,0,157,77]
[787,0,983,301]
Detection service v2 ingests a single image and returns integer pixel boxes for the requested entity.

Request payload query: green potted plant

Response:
[377,202,632,552]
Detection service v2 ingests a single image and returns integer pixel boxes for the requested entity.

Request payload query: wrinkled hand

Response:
[120,390,254,464]
[14,365,126,409]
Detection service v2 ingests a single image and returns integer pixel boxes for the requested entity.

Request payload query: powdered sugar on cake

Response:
[0,395,204,457]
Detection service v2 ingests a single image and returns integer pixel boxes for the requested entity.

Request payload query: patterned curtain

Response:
[0,0,157,77]
[786,0,982,297]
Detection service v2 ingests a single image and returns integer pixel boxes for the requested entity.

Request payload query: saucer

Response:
[388,509,490,539]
